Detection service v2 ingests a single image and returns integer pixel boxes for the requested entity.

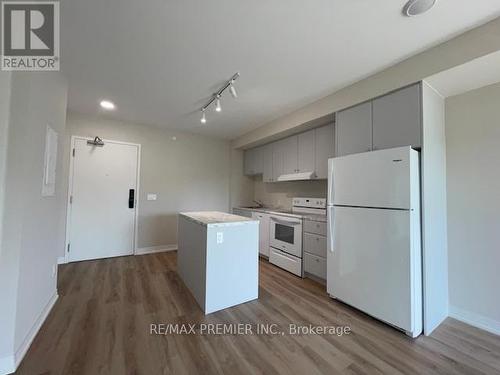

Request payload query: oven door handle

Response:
[270,216,301,226]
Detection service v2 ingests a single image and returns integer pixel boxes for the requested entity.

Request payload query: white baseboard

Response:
[135,244,177,255]
[57,256,66,265]
[0,293,58,375]
[449,305,500,336]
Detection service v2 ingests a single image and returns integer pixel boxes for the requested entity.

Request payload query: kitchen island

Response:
[177,211,259,314]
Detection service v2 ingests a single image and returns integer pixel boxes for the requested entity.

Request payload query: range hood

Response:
[277,171,316,182]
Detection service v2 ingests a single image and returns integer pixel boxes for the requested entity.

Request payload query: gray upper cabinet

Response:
[336,101,372,157]
[262,143,274,182]
[272,139,285,180]
[297,130,315,173]
[314,123,335,179]
[244,147,263,176]
[372,83,421,150]
[281,136,298,174]
[243,149,255,175]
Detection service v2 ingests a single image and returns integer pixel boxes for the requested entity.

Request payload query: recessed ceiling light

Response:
[100,100,115,110]
[403,0,436,17]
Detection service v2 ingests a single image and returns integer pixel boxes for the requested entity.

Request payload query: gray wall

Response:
[0,72,11,261]
[0,71,12,367]
[229,148,254,209]
[63,112,249,253]
[0,72,67,368]
[446,82,500,333]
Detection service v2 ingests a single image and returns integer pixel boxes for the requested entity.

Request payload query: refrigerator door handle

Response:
[327,158,334,205]
[327,207,335,253]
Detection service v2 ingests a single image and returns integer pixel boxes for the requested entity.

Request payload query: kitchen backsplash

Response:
[253,177,327,210]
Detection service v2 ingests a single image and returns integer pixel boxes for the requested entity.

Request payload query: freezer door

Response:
[327,206,422,335]
[329,146,417,210]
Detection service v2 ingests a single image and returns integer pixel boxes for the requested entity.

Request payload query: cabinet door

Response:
[262,143,274,182]
[244,147,263,175]
[253,212,270,257]
[336,102,372,156]
[244,149,255,175]
[372,83,421,150]
[314,123,335,179]
[297,130,315,173]
[282,135,298,174]
[253,146,264,174]
[272,140,284,181]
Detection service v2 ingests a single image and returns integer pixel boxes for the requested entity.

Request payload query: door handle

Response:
[129,189,135,209]
[270,217,301,226]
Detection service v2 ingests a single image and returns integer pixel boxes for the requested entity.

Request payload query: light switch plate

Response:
[147,194,157,201]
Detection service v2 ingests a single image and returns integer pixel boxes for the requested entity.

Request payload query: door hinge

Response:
[67,243,70,253]
[70,195,73,204]
[72,148,75,157]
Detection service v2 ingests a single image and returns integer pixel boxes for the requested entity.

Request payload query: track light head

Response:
[229,81,238,98]
[200,110,207,124]
[215,95,222,112]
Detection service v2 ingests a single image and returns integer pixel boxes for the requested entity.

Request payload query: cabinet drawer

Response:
[303,233,327,258]
[304,220,327,236]
[304,252,326,280]
[269,248,302,277]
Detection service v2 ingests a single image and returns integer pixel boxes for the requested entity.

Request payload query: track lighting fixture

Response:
[215,95,222,112]
[199,72,240,123]
[229,80,238,98]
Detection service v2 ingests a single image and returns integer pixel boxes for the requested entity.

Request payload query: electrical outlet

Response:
[217,232,224,244]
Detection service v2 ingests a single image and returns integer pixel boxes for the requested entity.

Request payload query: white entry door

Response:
[67,138,140,262]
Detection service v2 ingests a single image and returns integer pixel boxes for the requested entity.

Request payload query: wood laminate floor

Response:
[16,252,500,375]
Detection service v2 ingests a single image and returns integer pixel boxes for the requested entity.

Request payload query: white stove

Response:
[269,197,326,277]
[292,197,327,216]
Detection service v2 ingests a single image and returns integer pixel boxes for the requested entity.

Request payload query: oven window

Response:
[275,224,295,244]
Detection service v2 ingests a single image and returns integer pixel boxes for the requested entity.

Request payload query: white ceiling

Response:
[61,0,500,139]
[425,51,500,98]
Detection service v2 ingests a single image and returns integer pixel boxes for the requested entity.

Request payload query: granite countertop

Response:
[234,207,327,223]
[180,211,258,227]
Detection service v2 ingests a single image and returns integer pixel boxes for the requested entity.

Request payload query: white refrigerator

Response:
[327,146,422,337]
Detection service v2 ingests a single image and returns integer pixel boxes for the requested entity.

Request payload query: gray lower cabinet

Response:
[297,130,315,173]
[314,123,335,179]
[304,253,327,280]
[304,219,328,235]
[303,219,327,280]
[372,83,421,150]
[336,101,372,156]
[262,143,274,182]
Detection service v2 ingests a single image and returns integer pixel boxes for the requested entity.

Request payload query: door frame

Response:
[64,136,142,264]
